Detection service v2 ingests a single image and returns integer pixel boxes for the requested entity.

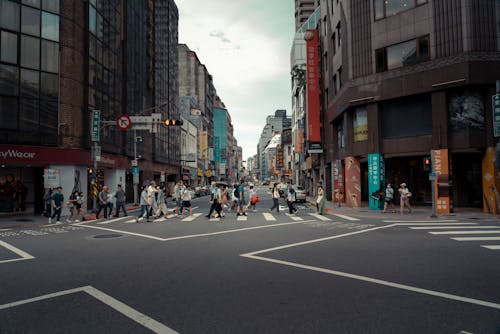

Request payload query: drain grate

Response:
[93,234,123,239]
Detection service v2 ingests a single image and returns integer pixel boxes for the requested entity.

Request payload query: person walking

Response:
[230,184,239,212]
[286,183,297,214]
[181,185,193,216]
[173,181,185,216]
[66,190,79,223]
[206,182,222,218]
[75,191,85,222]
[155,185,168,218]
[236,179,247,216]
[147,181,159,218]
[136,186,151,222]
[248,185,258,212]
[43,188,52,217]
[316,185,326,215]
[114,184,127,217]
[399,183,412,214]
[95,186,109,219]
[382,183,396,213]
[49,186,64,224]
[270,183,280,214]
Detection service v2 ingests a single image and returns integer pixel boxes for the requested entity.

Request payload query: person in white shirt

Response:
[181,186,193,216]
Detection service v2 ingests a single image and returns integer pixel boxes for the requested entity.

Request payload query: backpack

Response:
[234,187,239,199]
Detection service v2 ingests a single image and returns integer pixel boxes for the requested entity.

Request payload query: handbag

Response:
[251,195,259,204]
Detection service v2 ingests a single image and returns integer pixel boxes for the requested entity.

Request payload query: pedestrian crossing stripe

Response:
[430,230,500,235]
[308,213,331,221]
[452,236,500,241]
[237,215,248,221]
[262,212,276,221]
[153,217,167,223]
[482,245,500,250]
[285,213,303,221]
[332,213,359,221]
[182,213,202,222]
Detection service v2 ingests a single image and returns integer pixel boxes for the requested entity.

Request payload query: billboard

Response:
[305,29,321,143]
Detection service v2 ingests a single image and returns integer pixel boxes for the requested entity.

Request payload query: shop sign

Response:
[44,169,60,188]
[432,149,450,214]
[91,110,100,142]
[492,94,500,137]
[305,29,321,143]
[308,142,323,154]
[368,154,385,210]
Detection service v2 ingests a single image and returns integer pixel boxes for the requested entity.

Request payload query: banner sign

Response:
[368,154,385,210]
[305,29,321,143]
[432,149,450,214]
[44,169,60,188]
[332,160,344,203]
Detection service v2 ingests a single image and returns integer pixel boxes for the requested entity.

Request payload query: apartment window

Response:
[338,66,342,89]
[21,5,40,36]
[374,0,427,20]
[332,74,337,95]
[41,11,59,41]
[337,118,345,149]
[332,32,336,55]
[324,51,328,72]
[376,36,429,72]
[337,22,341,47]
[21,35,40,69]
[0,0,20,31]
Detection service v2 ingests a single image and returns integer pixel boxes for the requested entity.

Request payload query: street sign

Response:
[493,94,500,137]
[132,166,140,174]
[131,159,138,167]
[429,172,437,180]
[94,145,101,162]
[133,173,139,185]
[91,110,100,142]
[116,114,132,131]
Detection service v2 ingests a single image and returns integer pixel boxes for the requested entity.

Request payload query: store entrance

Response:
[451,153,482,208]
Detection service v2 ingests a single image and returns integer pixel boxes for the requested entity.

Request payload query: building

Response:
[294,0,320,31]
[0,0,179,214]
[317,0,500,212]
[180,114,197,186]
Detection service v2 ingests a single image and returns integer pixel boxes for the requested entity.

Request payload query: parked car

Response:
[293,185,307,202]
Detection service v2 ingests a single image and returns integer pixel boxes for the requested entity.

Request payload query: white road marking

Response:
[385,220,459,223]
[262,213,276,221]
[309,213,332,221]
[0,286,178,333]
[181,213,202,222]
[410,225,493,230]
[0,240,35,264]
[97,217,125,225]
[332,213,359,221]
[124,219,138,224]
[285,213,303,221]
[153,217,167,223]
[241,223,500,311]
[75,225,166,241]
[452,237,500,241]
[237,215,248,221]
[430,230,500,235]
[481,245,500,250]
[209,217,219,222]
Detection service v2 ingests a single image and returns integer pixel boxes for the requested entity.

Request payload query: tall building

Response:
[317,0,500,212]
[294,0,320,31]
[0,0,179,214]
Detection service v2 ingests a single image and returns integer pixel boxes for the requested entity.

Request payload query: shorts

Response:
[176,199,182,207]
[238,199,245,209]
[182,201,191,208]
[384,197,393,203]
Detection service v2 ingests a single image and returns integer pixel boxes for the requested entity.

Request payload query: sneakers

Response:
[54,221,62,225]
[48,217,52,224]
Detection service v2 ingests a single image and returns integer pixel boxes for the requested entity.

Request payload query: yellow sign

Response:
[354,125,368,142]
[200,131,208,160]
[205,170,212,177]
[197,169,203,177]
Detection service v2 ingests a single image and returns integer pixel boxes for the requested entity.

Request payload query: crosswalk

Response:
[408,224,500,251]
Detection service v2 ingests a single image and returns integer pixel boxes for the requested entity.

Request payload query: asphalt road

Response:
[0,186,499,333]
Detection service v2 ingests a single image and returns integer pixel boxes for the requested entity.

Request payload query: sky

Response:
[176,0,296,160]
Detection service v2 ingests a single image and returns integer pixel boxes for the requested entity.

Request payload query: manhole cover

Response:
[15,218,34,222]
[93,234,123,239]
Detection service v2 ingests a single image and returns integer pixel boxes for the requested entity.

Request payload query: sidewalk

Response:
[0,203,141,229]
[306,196,500,221]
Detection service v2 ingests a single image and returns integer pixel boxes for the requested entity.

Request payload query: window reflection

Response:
[1,31,18,64]
[21,68,39,98]
[0,0,20,31]
[21,35,40,69]
[41,39,58,72]
[22,5,40,36]
[41,11,59,41]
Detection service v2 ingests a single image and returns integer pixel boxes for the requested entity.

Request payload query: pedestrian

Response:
[231,184,239,212]
[221,186,229,212]
[248,185,258,212]
[155,185,168,218]
[181,185,193,216]
[96,186,109,219]
[382,183,396,213]
[106,189,114,217]
[66,190,79,223]
[216,186,225,218]
[236,179,247,216]
[49,186,64,224]
[206,182,222,218]
[270,183,280,213]
[114,184,127,217]
[316,185,326,215]
[136,186,150,222]
[43,188,52,217]
[76,191,85,221]
[286,183,297,214]
[147,181,159,218]
[399,183,412,214]
[173,181,184,215]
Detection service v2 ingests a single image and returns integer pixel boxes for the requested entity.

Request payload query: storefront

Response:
[0,144,128,215]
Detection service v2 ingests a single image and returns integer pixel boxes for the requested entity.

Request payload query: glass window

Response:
[385,0,414,16]
[42,0,59,14]
[0,64,19,96]
[40,72,58,99]
[20,98,39,130]
[21,68,39,98]
[374,0,384,20]
[21,35,39,69]
[0,0,20,31]
[39,98,57,129]
[1,31,18,64]
[353,108,368,142]
[386,39,416,70]
[41,11,59,41]
[375,48,386,72]
[22,0,40,9]
[417,0,427,4]
[418,36,429,61]
[89,5,96,34]
[0,96,18,129]
[41,39,58,72]
[22,5,40,36]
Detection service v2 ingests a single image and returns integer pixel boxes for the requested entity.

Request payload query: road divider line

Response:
[262,213,276,221]
[384,220,458,223]
[410,225,491,230]
[309,213,332,221]
[430,230,500,235]
[332,213,359,221]
[452,236,500,241]
[0,240,35,264]
[481,245,500,250]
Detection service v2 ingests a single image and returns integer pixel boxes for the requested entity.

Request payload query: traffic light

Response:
[423,156,432,171]
[163,119,183,126]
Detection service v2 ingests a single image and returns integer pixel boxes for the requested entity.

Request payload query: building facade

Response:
[316,0,500,212]
[294,0,320,31]
[0,0,179,214]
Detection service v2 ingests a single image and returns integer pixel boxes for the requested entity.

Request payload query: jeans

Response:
[138,204,150,220]
[51,206,62,221]
[270,198,279,212]
[115,202,127,217]
[287,200,297,214]
[96,203,108,219]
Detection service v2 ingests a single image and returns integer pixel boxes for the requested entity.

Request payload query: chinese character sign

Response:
[368,153,384,210]
[305,29,321,143]
[432,149,450,214]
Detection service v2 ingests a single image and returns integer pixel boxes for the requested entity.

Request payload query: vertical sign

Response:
[368,154,384,210]
[493,94,500,137]
[200,131,208,160]
[432,149,450,214]
[44,169,60,188]
[91,110,100,142]
[304,29,321,143]
[332,159,344,203]
[345,157,361,208]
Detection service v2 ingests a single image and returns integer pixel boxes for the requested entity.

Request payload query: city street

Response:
[0,187,499,333]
